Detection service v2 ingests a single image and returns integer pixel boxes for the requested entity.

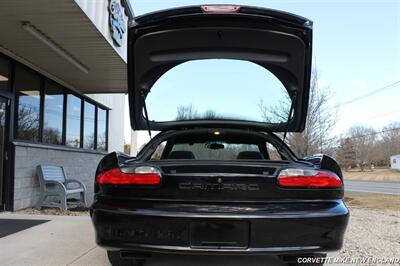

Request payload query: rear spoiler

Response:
[302,154,343,178]
[133,5,312,28]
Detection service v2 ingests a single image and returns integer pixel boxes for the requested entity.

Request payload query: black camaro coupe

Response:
[91,5,349,266]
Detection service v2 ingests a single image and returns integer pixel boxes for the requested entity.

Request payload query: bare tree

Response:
[259,67,336,157]
[17,105,40,140]
[43,127,62,144]
[337,122,400,169]
[176,104,198,120]
[347,125,377,171]
[336,137,357,171]
[380,122,400,162]
[175,105,222,120]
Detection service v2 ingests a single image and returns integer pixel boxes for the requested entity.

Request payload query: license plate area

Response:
[190,220,249,249]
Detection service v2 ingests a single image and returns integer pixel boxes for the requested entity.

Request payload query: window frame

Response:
[12,61,110,151]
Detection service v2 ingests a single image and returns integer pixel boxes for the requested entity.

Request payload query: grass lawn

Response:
[345,193,400,211]
[343,168,400,182]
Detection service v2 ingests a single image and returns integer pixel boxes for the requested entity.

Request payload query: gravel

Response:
[338,207,400,265]
[17,206,89,216]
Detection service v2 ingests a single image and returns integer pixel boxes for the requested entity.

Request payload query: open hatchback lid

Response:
[128,5,313,132]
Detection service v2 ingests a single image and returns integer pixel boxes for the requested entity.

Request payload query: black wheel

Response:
[107,251,145,266]
[283,253,327,266]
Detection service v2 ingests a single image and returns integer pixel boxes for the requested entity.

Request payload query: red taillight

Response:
[277,169,342,188]
[201,5,240,14]
[96,167,161,185]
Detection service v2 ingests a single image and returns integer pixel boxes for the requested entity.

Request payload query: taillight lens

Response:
[96,166,161,185]
[201,5,240,14]
[277,169,342,188]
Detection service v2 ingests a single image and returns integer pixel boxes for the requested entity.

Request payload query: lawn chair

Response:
[36,165,87,211]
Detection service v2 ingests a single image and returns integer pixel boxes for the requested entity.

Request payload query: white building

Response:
[0,0,136,211]
[390,154,400,170]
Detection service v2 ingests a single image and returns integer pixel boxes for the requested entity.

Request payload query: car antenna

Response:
[280,91,297,152]
[141,89,153,145]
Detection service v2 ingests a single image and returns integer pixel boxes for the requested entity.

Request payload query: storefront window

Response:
[0,56,10,91]
[43,81,64,144]
[9,55,109,150]
[15,65,41,141]
[83,101,95,149]
[97,108,107,151]
[66,95,81,148]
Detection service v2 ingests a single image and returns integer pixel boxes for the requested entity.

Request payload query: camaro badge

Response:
[179,182,260,191]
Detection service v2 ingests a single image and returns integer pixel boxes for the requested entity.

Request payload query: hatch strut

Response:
[280,91,297,151]
[141,89,152,140]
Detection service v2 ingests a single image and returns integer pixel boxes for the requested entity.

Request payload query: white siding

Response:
[74,0,128,62]
[390,155,400,170]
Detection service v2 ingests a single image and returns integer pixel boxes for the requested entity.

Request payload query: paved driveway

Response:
[0,213,289,266]
[345,180,400,195]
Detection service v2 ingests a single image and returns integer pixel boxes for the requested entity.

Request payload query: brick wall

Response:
[13,142,106,210]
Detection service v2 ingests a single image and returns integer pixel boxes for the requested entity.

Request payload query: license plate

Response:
[190,220,249,249]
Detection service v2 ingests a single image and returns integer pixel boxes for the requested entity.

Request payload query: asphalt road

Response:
[344,180,400,195]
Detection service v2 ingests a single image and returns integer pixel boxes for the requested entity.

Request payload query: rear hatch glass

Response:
[146,59,290,124]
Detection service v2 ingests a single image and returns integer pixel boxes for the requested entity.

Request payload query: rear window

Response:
[170,142,260,160]
[145,59,291,124]
[148,136,283,161]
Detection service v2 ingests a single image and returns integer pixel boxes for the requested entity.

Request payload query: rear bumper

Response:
[90,199,349,255]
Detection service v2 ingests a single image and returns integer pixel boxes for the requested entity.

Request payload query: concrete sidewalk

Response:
[0,212,109,266]
[0,212,328,266]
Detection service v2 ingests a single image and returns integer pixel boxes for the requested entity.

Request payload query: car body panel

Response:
[91,199,349,254]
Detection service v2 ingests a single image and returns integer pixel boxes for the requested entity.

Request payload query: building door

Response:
[0,97,7,210]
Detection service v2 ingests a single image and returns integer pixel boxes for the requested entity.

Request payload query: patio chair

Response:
[36,165,87,211]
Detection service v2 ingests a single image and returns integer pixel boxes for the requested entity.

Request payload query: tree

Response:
[380,122,400,163]
[42,127,62,144]
[175,104,222,120]
[337,123,400,169]
[347,125,377,171]
[17,104,40,140]
[176,104,198,120]
[336,137,356,171]
[259,67,336,157]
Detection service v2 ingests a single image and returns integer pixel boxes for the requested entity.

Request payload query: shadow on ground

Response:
[144,254,286,266]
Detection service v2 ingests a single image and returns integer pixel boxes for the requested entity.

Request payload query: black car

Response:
[91,5,349,266]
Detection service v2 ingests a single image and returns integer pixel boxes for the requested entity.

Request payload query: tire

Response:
[107,251,145,266]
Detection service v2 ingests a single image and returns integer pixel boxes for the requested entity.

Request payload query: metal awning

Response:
[0,0,130,93]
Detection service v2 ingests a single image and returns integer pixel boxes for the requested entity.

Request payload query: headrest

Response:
[168,150,195,159]
[236,151,263,160]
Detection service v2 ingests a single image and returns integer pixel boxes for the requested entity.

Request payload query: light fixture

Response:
[0,75,8,81]
[22,21,89,74]
[213,131,221,135]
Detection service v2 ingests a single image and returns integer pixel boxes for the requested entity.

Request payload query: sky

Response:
[126,0,400,146]
[146,59,290,122]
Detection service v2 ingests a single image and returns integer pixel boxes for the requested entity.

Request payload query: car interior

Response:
[148,130,282,161]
